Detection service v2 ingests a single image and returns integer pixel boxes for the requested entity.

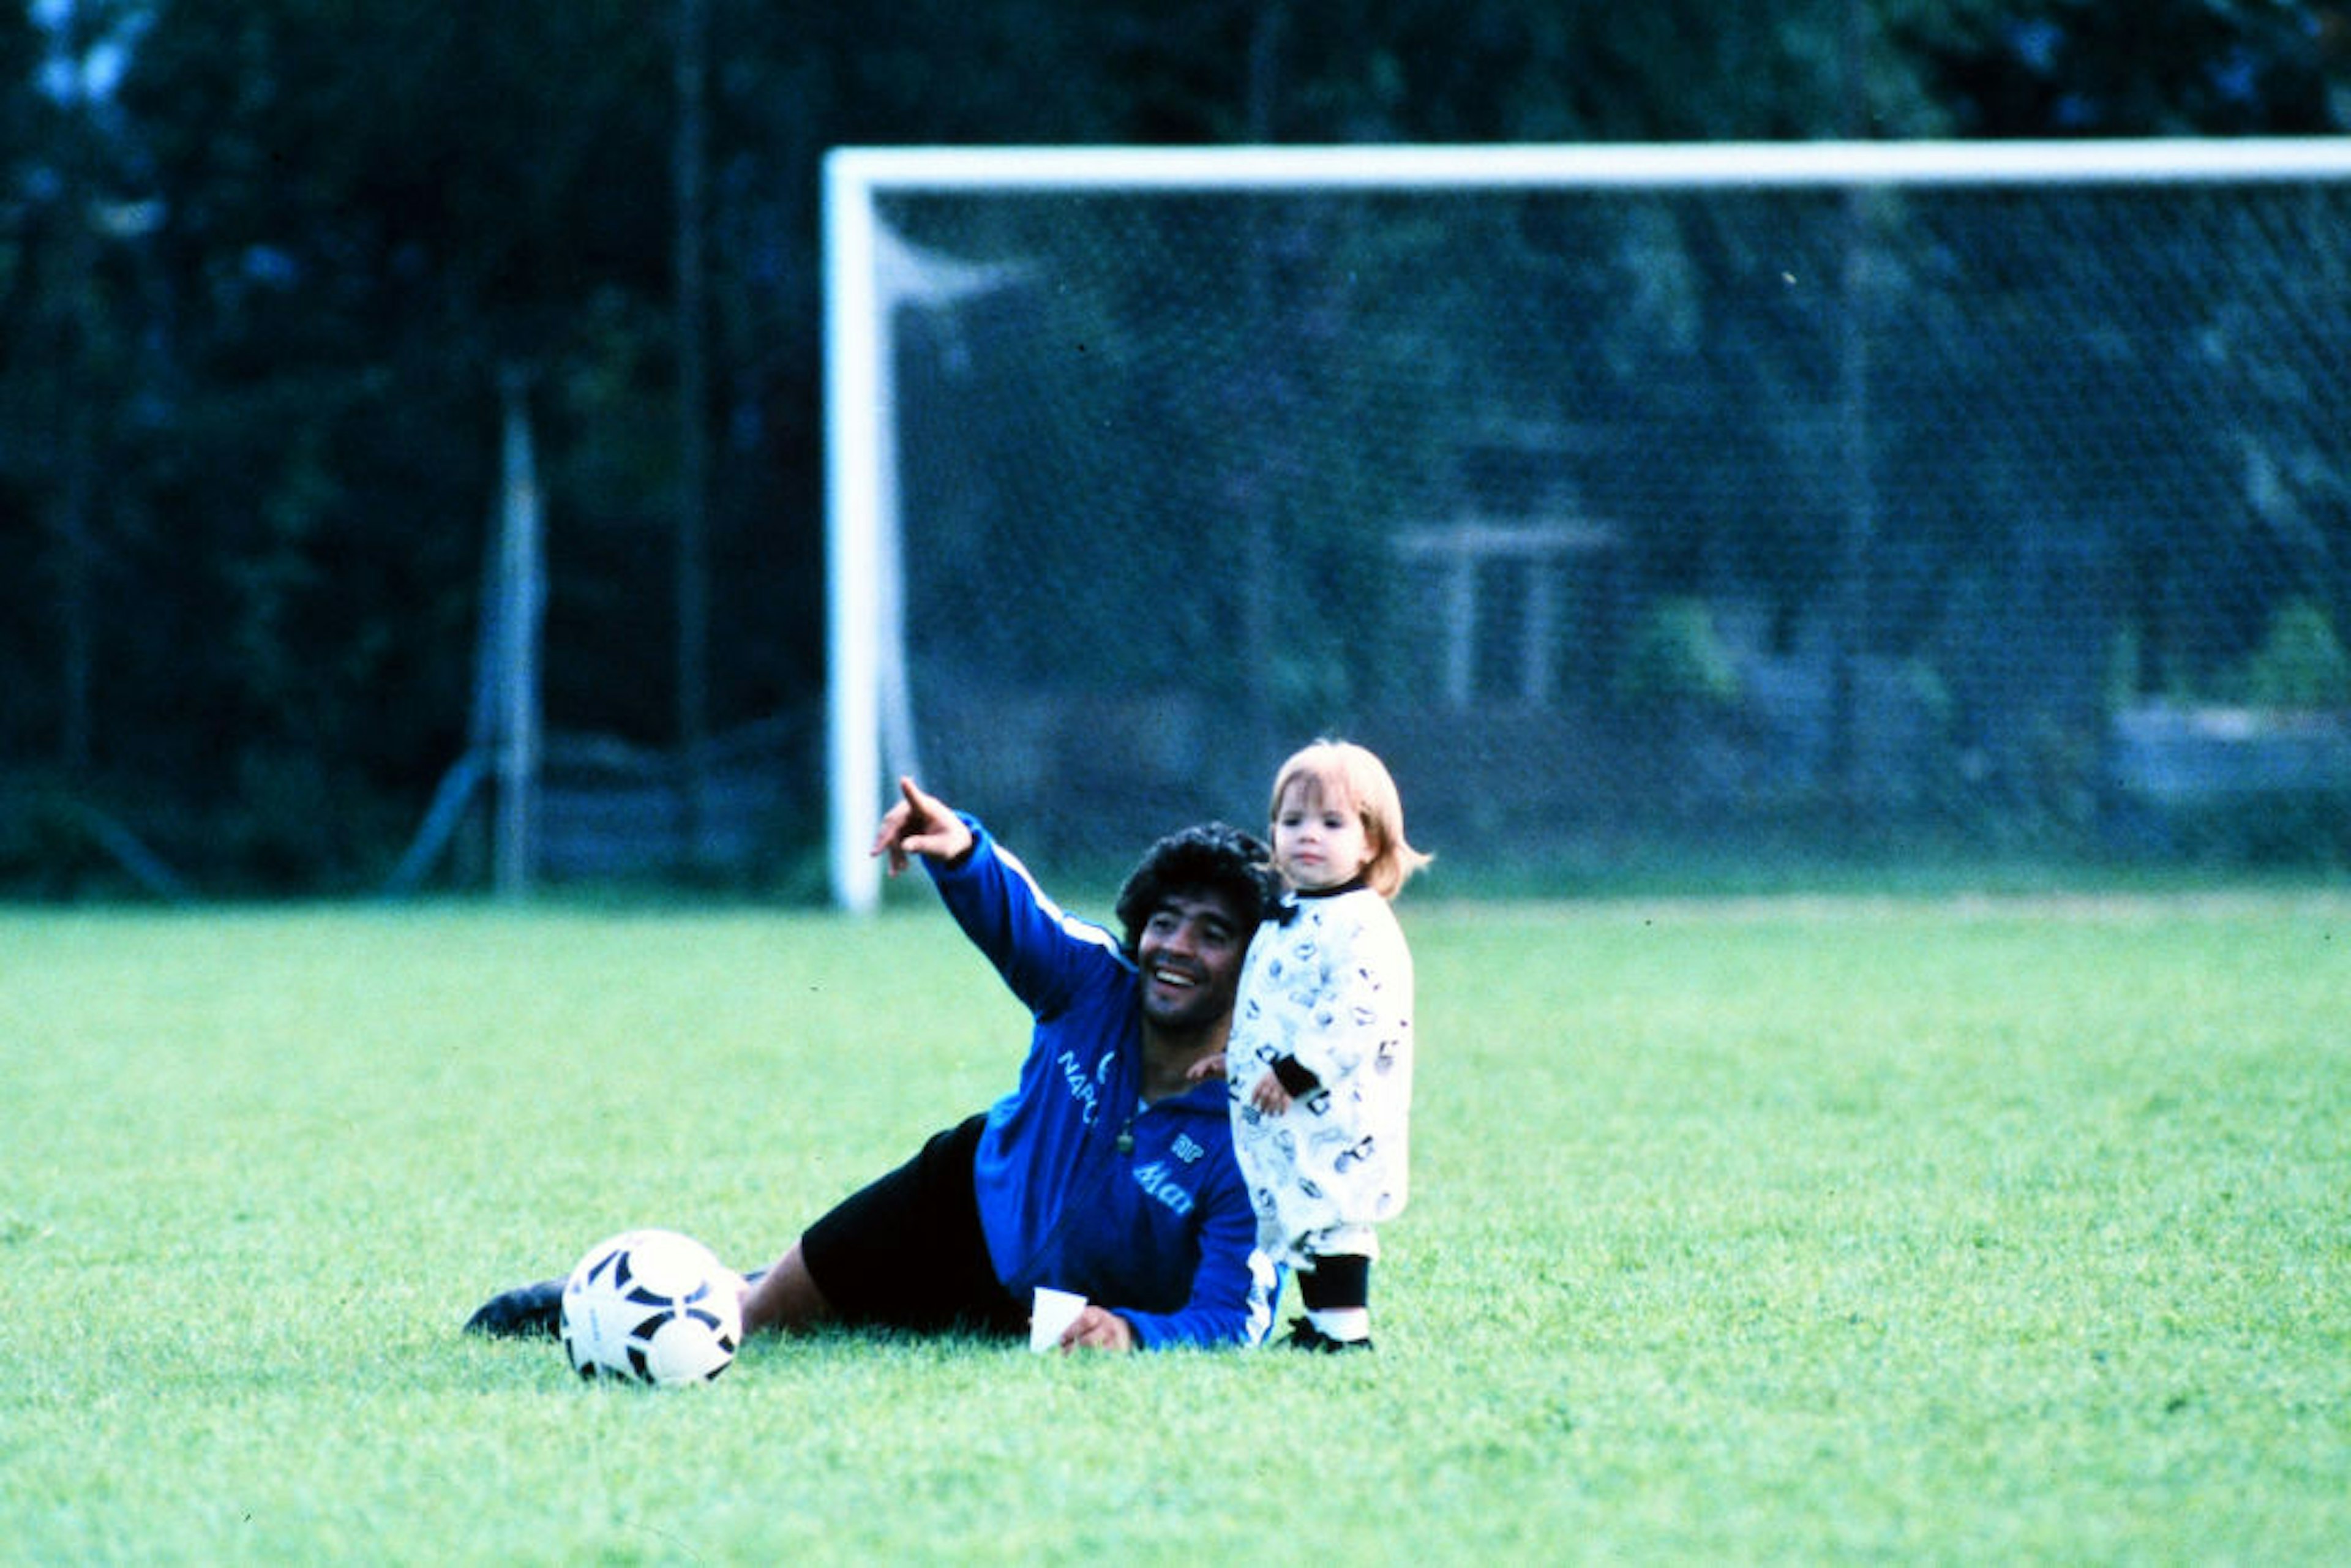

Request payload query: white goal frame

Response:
[823,137,2351,912]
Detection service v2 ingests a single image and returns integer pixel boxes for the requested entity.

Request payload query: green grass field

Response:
[4,891,2346,1563]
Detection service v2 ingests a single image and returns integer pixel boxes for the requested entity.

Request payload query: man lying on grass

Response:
[468,777,1283,1352]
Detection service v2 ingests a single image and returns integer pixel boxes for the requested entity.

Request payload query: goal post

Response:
[825,140,2351,909]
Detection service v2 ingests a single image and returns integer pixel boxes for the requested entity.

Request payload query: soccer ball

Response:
[559,1228,744,1386]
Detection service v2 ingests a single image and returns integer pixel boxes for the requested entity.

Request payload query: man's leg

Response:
[464,1262,775,1339]
[789,1113,1025,1338]
[466,1112,1005,1342]
[740,1242,833,1336]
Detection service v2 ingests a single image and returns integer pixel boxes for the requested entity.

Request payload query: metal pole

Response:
[495,372,544,897]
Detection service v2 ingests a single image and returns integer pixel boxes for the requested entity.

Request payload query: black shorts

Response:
[798,1112,1028,1338]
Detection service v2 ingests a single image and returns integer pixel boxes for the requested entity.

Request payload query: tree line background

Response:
[4,0,2348,895]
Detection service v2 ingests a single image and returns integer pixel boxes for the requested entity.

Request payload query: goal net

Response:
[827,141,2351,909]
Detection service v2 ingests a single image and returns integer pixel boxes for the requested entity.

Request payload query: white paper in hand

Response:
[1030,1286,1087,1352]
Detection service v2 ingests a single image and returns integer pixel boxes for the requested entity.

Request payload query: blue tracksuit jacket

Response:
[931,819,1275,1349]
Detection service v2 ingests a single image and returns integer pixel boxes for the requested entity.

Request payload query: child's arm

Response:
[1248,1053,1323,1114]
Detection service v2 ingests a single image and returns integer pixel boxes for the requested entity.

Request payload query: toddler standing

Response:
[1222,739,1428,1351]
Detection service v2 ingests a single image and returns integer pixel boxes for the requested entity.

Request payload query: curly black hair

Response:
[1112,821,1281,953]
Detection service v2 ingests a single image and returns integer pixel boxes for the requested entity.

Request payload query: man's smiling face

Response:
[1133,888,1248,1037]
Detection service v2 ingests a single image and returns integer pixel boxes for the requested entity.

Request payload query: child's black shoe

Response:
[1279,1315,1373,1353]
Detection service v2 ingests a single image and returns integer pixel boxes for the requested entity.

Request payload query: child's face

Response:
[1272,779,1373,893]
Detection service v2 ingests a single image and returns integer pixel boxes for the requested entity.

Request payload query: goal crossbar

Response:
[830,138,2351,195]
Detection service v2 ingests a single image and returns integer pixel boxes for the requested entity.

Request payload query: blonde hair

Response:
[1269,738,1431,899]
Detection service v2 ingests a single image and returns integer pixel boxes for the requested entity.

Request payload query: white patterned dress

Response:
[1225,884,1415,1267]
